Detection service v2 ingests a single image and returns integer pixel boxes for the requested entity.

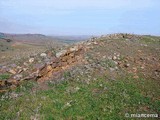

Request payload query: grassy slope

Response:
[0,35,160,119]
[0,75,159,119]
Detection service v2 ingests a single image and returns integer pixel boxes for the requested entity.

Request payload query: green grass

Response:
[0,74,10,80]
[0,74,159,120]
[141,36,160,44]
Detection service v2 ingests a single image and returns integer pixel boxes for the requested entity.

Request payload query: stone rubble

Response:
[0,43,86,91]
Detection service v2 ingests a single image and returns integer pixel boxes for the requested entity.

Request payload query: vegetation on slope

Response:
[0,33,160,119]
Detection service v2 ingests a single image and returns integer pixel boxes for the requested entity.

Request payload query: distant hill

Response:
[0,32,68,63]
[0,32,92,44]
[0,33,60,45]
[50,35,92,43]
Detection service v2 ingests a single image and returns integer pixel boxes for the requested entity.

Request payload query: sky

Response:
[0,0,160,35]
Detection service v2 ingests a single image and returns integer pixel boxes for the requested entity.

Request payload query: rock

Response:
[67,59,75,64]
[40,53,47,57]
[8,69,16,74]
[86,42,92,46]
[47,51,54,57]
[115,66,118,70]
[112,56,117,60]
[10,92,19,98]
[75,86,80,92]
[7,79,18,85]
[56,50,67,58]
[13,74,23,80]
[47,65,53,71]
[34,63,46,71]
[29,58,34,63]
[62,56,70,62]
[69,53,75,57]
[51,57,59,63]
[23,62,28,66]
[23,68,28,71]
[133,67,137,73]
[17,66,22,69]
[0,80,5,86]
[114,61,118,65]
[102,56,106,59]
[52,63,58,68]
[124,63,130,68]
[10,85,17,90]
[107,56,112,60]
[155,69,160,77]
[17,69,23,74]
[61,62,68,66]
[69,46,79,52]
[44,58,51,65]
[93,41,98,45]
[22,75,36,81]
[109,68,115,72]
[133,75,139,79]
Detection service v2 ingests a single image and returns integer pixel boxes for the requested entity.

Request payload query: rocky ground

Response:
[0,33,160,119]
[0,33,159,91]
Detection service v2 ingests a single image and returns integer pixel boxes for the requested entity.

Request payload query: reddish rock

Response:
[67,59,75,64]
[47,51,54,57]
[57,62,62,67]
[34,63,46,71]
[8,69,16,75]
[0,80,5,87]
[47,65,53,71]
[69,52,75,57]
[61,62,68,66]
[7,79,18,85]
[61,56,69,62]
[51,57,59,63]
[52,63,58,68]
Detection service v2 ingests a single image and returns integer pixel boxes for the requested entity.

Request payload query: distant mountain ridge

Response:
[0,32,92,44]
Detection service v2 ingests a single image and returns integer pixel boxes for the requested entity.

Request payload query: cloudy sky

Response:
[0,0,160,35]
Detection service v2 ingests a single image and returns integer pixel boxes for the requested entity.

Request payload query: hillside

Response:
[0,33,160,119]
[0,33,68,64]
